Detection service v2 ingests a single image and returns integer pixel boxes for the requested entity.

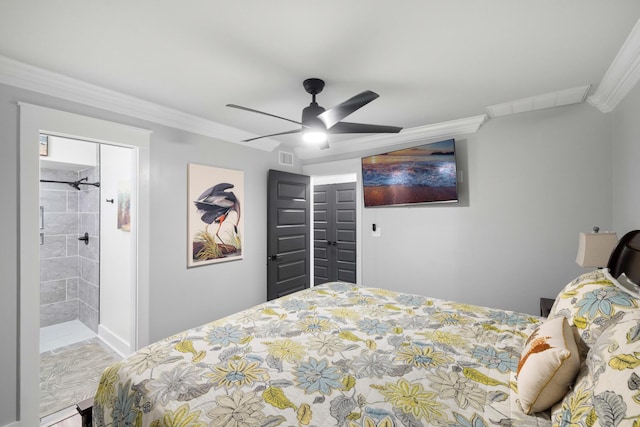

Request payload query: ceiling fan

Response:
[226,78,402,149]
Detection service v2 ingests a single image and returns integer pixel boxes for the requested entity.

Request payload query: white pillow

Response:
[517,316,581,414]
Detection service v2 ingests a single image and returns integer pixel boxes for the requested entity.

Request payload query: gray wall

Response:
[144,121,291,341]
[612,82,640,233]
[305,103,614,315]
[1,83,20,427]
[0,82,294,426]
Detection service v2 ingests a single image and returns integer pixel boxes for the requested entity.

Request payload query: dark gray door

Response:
[267,170,310,300]
[313,182,357,285]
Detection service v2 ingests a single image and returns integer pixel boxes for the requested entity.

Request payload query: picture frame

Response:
[361,139,458,207]
[187,163,244,267]
[39,134,48,156]
[117,180,131,232]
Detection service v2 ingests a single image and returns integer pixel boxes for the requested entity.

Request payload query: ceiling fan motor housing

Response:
[302,103,326,130]
[303,78,325,95]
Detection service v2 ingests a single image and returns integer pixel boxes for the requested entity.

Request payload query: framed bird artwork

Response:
[187,163,244,267]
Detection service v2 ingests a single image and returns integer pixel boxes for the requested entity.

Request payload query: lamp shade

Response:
[576,231,618,267]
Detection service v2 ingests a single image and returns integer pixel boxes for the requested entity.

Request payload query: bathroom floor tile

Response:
[40,337,121,419]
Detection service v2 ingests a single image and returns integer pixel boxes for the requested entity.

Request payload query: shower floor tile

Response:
[40,320,96,353]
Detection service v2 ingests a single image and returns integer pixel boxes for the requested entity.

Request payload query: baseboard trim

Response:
[98,325,130,358]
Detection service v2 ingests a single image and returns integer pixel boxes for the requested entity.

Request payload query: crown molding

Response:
[487,85,591,118]
[296,114,488,162]
[588,19,640,113]
[0,55,279,151]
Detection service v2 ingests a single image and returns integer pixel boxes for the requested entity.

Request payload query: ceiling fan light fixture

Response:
[302,130,328,144]
[228,77,402,144]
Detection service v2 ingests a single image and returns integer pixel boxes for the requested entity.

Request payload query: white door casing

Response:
[19,103,150,426]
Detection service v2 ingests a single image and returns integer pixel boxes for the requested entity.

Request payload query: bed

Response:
[93,230,640,427]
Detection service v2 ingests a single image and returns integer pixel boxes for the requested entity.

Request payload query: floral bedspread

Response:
[94,282,550,426]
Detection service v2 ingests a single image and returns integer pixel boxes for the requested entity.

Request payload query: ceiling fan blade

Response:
[242,129,301,142]
[328,121,402,134]
[227,104,302,126]
[317,90,379,129]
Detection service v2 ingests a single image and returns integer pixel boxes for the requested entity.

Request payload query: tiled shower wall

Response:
[40,168,80,327]
[78,166,100,332]
[39,167,100,332]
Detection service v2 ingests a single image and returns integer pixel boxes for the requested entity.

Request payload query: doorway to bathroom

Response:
[19,103,151,426]
[38,135,136,422]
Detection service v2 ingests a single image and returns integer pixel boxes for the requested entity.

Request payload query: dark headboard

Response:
[607,230,640,284]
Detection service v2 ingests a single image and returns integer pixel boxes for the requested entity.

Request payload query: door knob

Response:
[268,255,281,261]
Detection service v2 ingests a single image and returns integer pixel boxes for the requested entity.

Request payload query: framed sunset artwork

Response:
[361,139,458,207]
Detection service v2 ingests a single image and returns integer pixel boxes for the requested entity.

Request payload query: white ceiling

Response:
[1,1,640,160]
